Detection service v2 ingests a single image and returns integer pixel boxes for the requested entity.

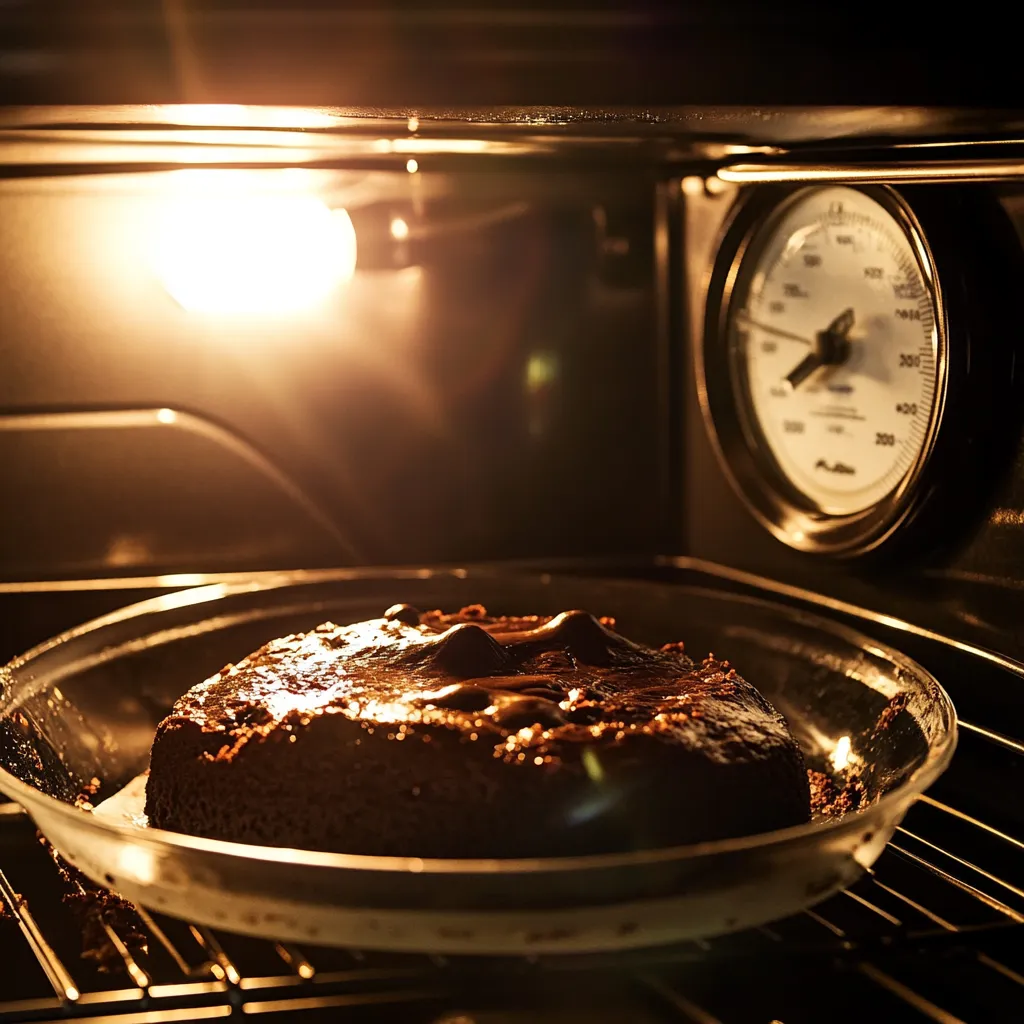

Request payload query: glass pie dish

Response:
[0,569,956,954]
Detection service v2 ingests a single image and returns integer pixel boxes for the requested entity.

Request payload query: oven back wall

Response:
[0,169,664,578]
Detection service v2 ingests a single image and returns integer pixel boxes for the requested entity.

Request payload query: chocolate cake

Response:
[144,605,811,857]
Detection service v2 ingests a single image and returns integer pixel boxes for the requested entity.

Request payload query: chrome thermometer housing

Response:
[699,184,1019,557]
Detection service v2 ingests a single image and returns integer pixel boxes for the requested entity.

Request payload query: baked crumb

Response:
[873,693,910,735]
[808,768,868,818]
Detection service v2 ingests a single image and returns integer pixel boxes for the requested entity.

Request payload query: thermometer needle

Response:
[784,307,855,391]
[784,352,823,391]
[735,315,813,346]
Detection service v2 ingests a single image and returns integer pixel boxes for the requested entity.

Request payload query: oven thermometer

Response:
[733,186,940,516]
[701,184,956,555]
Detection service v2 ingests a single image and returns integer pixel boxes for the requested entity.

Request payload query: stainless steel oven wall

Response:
[0,164,664,579]
[681,173,1024,658]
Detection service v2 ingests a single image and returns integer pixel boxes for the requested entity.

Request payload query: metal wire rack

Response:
[1,713,1020,1024]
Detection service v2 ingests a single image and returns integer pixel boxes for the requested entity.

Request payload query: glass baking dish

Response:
[0,569,956,953]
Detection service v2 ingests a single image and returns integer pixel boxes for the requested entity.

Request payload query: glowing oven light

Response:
[154,191,357,315]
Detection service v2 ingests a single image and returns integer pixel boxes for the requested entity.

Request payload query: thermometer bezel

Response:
[698,184,948,556]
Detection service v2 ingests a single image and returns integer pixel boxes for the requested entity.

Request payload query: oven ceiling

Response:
[0,2,1020,114]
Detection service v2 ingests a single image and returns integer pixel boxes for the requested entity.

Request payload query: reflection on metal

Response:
[719,162,1024,185]
[0,126,556,169]
[135,905,222,980]
[804,902,976,1022]
[240,989,442,1014]
[658,555,1024,682]
[977,952,1024,987]
[101,922,150,990]
[857,963,966,1024]
[869,875,956,931]
[155,106,343,130]
[275,942,315,980]
[887,842,1024,924]
[917,794,1024,850]
[0,865,80,1001]
[803,908,844,937]
[189,926,241,986]
[957,721,1024,756]
[890,137,1024,150]
[0,408,357,559]
[0,563,465,593]
[958,724,1024,757]
[895,826,1024,903]
[639,974,725,1024]
[378,138,488,154]
[842,888,902,926]
[103,1009,231,1021]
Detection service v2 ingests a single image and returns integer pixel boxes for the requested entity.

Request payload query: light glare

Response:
[154,193,356,315]
[164,105,340,129]
[830,735,852,772]
[119,843,157,885]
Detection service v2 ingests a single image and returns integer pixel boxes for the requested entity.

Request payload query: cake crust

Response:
[144,605,811,857]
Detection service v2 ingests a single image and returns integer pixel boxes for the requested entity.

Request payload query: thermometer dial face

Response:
[729,186,941,517]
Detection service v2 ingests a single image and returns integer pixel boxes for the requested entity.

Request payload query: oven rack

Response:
[1,718,1020,1024]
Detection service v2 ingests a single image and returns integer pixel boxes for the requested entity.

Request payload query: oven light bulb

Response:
[154,196,356,315]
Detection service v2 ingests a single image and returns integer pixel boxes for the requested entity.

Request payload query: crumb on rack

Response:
[0,892,25,920]
[36,832,149,971]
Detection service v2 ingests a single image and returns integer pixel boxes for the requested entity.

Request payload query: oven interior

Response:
[0,105,1022,1022]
